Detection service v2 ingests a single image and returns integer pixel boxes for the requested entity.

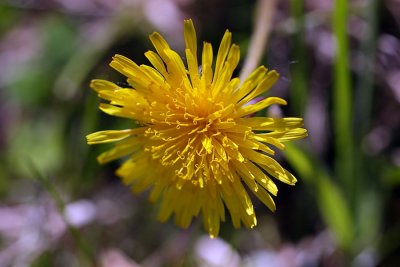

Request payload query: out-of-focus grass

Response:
[9,16,76,105]
[331,0,355,252]
[285,0,390,263]
[333,0,354,203]
[28,161,96,267]
[289,0,308,115]
[286,142,354,251]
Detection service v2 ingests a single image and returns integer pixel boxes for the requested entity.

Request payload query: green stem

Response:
[355,0,378,140]
[289,0,308,115]
[353,0,381,252]
[333,0,354,203]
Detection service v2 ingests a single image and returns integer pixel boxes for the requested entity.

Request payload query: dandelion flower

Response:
[87,19,307,237]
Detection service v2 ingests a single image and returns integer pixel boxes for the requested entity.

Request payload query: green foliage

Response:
[31,251,55,267]
[286,144,354,250]
[7,15,76,106]
[8,114,64,176]
[289,0,308,115]
[0,6,22,34]
[317,174,353,250]
[285,0,392,261]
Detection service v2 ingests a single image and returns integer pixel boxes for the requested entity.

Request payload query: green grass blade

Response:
[333,0,355,201]
[285,143,354,250]
[354,0,378,139]
[317,172,354,250]
[289,0,308,115]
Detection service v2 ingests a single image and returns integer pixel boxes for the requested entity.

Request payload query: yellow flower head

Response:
[87,19,307,237]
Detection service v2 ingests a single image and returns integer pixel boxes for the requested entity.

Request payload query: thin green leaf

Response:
[333,0,355,198]
[285,143,354,250]
[317,174,353,250]
[289,0,308,115]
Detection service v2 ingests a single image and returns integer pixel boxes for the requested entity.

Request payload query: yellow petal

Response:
[86,128,144,144]
[252,186,276,212]
[144,50,167,76]
[200,42,213,88]
[231,66,268,103]
[186,49,200,87]
[97,138,141,163]
[90,79,119,93]
[213,30,232,83]
[149,32,171,62]
[237,70,279,106]
[236,97,287,117]
[184,19,197,58]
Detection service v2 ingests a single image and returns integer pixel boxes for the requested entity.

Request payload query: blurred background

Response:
[0,0,400,266]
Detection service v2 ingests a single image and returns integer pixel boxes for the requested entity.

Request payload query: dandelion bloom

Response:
[87,19,307,237]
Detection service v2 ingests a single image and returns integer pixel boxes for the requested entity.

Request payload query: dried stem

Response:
[239,0,277,80]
